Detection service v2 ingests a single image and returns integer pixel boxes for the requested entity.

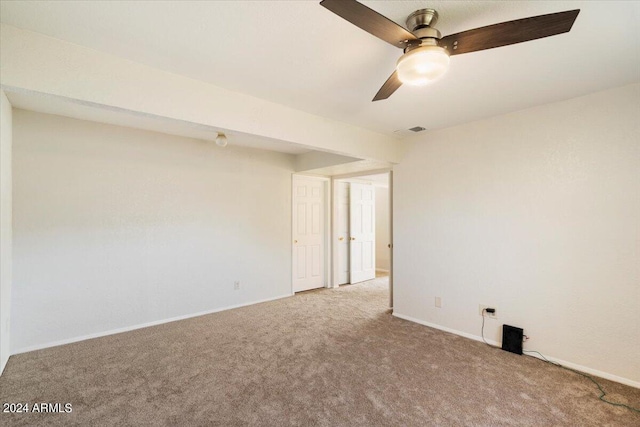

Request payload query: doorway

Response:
[332,171,393,305]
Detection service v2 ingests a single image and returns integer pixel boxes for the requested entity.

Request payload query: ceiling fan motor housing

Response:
[406,8,439,30]
[405,9,442,52]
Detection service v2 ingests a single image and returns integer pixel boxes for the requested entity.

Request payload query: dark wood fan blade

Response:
[320,0,418,49]
[439,9,580,56]
[373,70,402,101]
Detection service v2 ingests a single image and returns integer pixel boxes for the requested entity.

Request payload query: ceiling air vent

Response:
[393,126,427,137]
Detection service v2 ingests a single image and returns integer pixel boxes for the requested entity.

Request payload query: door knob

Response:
[350,237,356,241]
[294,240,298,244]
[388,243,392,248]
[339,237,344,241]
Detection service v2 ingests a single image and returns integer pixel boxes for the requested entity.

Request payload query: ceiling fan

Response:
[320,0,580,101]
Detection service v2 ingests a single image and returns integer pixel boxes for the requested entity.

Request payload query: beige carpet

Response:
[1,277,638,426]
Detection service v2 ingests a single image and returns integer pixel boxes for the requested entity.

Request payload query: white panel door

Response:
[337,182,350,285]
[292,177,325,292]
[350,183,375,284]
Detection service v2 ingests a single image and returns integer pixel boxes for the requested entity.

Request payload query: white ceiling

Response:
[1,1,639,136]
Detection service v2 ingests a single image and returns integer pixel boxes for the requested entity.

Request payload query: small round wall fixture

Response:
[215,132,228,147]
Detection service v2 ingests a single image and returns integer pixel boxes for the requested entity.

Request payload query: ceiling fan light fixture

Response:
[396,45,450,86]
[215,132,228,147]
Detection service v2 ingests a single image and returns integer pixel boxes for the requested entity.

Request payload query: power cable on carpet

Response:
[480,309,639,413]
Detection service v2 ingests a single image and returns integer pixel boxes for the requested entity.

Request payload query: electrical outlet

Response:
[435,297,442,308]
[234,281,240,290]
[479,304,497,319]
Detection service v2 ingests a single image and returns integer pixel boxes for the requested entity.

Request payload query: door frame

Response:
[330,169,394,307]
[291,174,331,294]
[334,180,351,286]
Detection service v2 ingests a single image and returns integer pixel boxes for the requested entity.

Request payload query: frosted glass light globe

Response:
[215,133,228,147]
[396,45,450,86]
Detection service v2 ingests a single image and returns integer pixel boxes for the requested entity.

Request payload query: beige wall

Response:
[393,84,640,386]
[12,110,295,353]
[0,90,12,374]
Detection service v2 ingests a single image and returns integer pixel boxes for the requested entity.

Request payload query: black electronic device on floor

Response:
[501,325,524,355]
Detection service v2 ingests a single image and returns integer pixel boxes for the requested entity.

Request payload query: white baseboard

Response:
[392,312,501,347]
[13,293,294,355]
[522,351,640,389]
[392,312,640,389]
